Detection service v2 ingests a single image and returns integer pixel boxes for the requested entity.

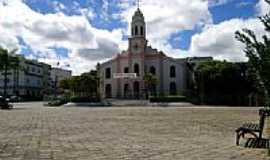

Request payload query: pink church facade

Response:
[98,8,212,99]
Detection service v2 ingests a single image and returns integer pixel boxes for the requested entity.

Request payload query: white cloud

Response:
[190,18,266,62]
[256,0,270,15]
[119,0,213,58]
[0,30,19,50]
[121,0,212,40]
[0,0,123,75]
[0,0,220,75]
[0,0,266,75]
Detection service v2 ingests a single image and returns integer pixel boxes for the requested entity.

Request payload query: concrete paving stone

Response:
[0,102,268,159]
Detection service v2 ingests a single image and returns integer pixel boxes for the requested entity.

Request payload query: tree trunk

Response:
[257,71,269,106]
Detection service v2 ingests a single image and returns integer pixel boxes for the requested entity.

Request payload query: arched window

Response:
[140,26,144,36]
[170,66,176,78]
[134,64,140,76]
[135,26,138,36]
[132,27,134,36]
[124,67,129,73]
[149,66,156,75]
[105,68,111,79]
[105,84,112,98]
[170,82,177,95]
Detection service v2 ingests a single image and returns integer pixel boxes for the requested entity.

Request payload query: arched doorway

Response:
[124,83,130,98]
[150,84,157,96]
[105,84,112,98]
[170,82,177,95]
[133,81,140,99]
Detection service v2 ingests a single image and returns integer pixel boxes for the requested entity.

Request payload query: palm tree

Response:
[0,48,19,98]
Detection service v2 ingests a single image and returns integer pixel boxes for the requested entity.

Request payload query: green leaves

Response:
[143,73,158,96]
[194,61,255,105]
[59,70,99,97]
[235,0,270,106]
[143,73,157,86]
[0,48,19,71]
[0,47,19,97]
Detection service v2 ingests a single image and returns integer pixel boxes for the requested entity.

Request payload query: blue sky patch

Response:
[210,0,258,24]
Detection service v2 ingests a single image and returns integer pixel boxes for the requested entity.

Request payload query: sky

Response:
[0,0,269,75]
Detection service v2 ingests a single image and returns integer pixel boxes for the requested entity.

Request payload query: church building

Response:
[98,7,212,99]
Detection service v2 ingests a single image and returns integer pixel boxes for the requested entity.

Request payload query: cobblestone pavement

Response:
[0,103,269,160]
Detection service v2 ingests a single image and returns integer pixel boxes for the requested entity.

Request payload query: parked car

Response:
[0,96,13,109]
[9,96,22,102]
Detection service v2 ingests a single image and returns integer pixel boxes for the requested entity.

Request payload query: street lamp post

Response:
[54,75,58,99]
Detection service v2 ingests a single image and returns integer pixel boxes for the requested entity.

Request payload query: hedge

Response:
[70,96,100,103]
[47,99,66,107]
[150,96,187,103]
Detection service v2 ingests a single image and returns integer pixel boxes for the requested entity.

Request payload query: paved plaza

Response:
[0,103,269,160]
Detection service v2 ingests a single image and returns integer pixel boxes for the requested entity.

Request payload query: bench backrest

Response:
[259,112,266,131]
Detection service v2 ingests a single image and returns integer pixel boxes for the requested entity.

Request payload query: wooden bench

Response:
[235,110,266,145]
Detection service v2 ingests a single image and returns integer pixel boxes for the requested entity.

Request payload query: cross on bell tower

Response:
[137,0,141,8]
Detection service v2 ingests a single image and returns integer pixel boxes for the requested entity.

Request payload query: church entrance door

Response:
[105,84,112,98]
[133,81,140,99]
[124,83,130,98]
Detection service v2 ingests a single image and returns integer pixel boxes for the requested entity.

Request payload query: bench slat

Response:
[241,123,260,131]
[236,112,266,146]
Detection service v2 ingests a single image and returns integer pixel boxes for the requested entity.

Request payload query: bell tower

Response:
[131,8,146,38]
[129,4,147,54]
[127,1,147,96]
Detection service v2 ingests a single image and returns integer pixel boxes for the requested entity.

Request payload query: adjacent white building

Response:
[0,55,72,99]
[98,8,212,99]
[0,56,50,98]
[50,67,72,87]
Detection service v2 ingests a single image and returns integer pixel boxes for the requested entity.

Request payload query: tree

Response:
[0,48,19,98]
[59,70,99,97]
[235,0,270,107]
[143,73,158,97]
[59,79,70,90]
[68,76,81,96]
[194,61,255,105]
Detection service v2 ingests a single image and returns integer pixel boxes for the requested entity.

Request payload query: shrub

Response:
[70,96,100,103]
[47,99,66,107]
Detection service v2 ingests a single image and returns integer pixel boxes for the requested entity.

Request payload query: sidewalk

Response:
[64,99,194,107]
